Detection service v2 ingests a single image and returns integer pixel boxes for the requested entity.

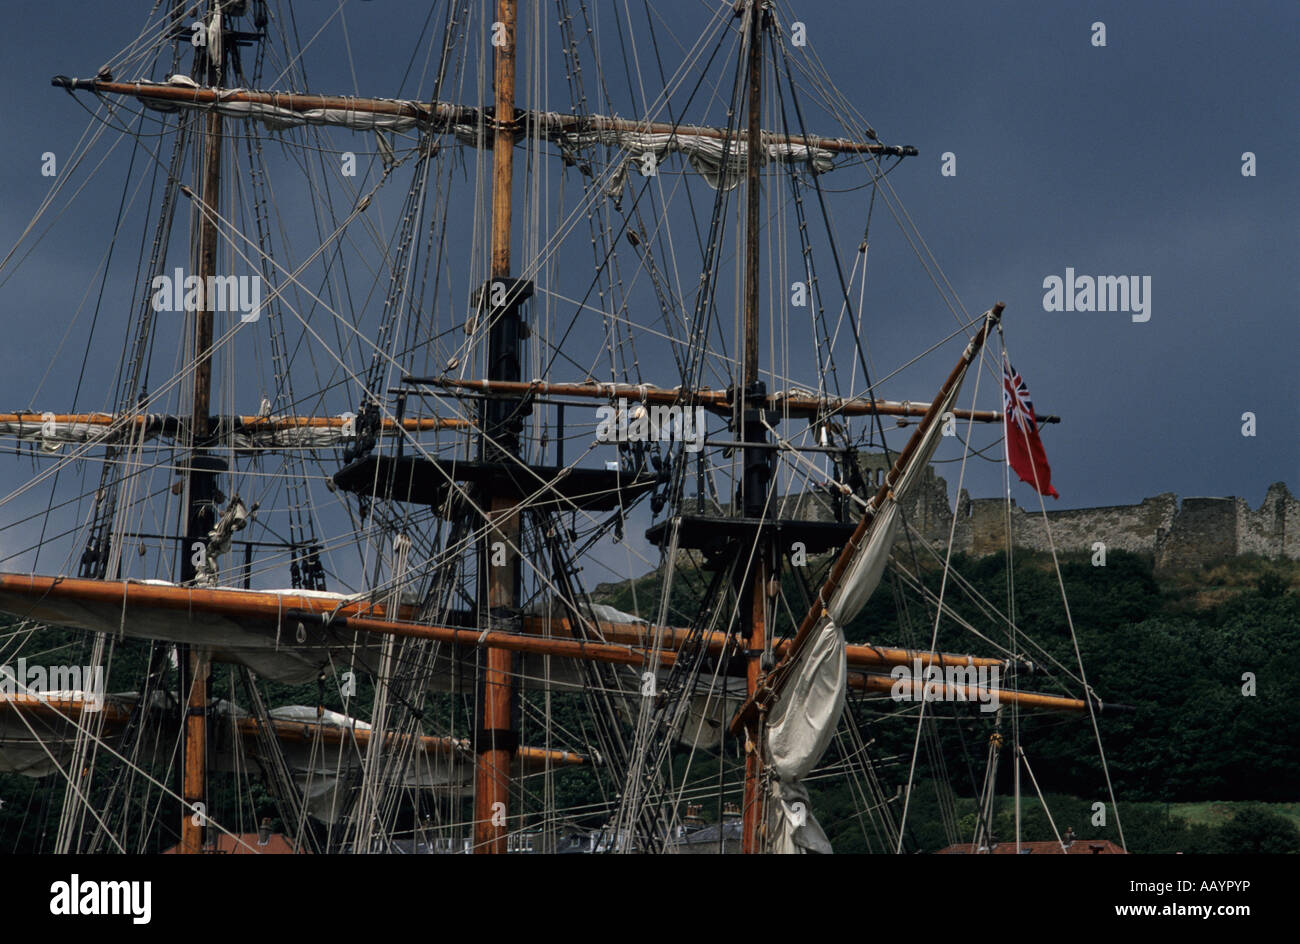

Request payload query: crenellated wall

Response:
[790,454,1298,568]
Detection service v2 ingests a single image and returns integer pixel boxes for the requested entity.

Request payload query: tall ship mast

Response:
[0,0,1123,855]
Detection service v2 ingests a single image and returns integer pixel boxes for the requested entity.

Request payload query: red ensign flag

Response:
[1002,355,1059,499]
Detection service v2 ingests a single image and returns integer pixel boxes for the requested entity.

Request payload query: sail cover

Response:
[0,413,449,451]
[0,692,109,776]
[215,704,472,823]
[150,103,835,189]
[0,694,471,819]
[111,80,838,190]
[138,87,424,133]
[555,130,834,191]
[764,336,978,853]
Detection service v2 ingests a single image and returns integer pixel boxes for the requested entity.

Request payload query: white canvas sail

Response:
[763,318,989,853]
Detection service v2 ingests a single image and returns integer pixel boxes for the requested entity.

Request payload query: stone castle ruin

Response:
[793,453,1298,571]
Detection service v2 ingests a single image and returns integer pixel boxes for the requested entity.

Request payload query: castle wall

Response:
[1015,494,1178,556]
[786,454,1297,568]
[951,497,1008,557]
[1235,483,1300,560]
[1153,498,1238,569]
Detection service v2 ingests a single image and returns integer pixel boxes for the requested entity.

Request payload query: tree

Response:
[1205,807,1300,854]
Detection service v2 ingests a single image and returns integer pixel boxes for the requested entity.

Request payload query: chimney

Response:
[258,817,273,846]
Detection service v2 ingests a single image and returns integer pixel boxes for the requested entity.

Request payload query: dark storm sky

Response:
[0,0,1295,549]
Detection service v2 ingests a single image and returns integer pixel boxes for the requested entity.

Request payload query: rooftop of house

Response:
[936,838,1126,855]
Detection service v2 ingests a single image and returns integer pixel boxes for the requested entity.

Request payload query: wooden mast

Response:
[742,3,763,390]
[473,0,519,855]
[740,0,768,856]
[179,2,223,855]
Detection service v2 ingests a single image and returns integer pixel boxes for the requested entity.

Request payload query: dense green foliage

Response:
[876,551,1300,806]
[603,550,1300,852]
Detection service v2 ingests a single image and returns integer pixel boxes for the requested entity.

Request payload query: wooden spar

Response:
[0,412,467,439]
[536,115,915,157]
[515,746,586,768]
[728,304,1005,737]
[315,621,1090,716]
[236,716,583,768]
[0,694,133,725]
[0,573,1020,678]
[0,695,584,766]
[739,0,767,856]
[0,587,1081,712]
[536,618,1007,670]
[52,78,914,159]
[848,674,1088,712]
[306,609,679,669]
[526,616,1016,673]
[474,0,519,856]
[50,78,469,123]
[0,681,1085,738]
[0,413,464,430]
[180,11,224,855]
[525,621,1013,681]
[405,376,1053,425]
[228,416,467,432]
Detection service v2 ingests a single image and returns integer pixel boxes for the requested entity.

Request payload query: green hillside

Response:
[591,550,1300,852]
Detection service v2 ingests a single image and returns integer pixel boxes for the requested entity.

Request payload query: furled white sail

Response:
[0,414,159,450]
[112,79,839,189]
[215,704,472,823]
[555,130,834,191]
[0,694,471,820]
[763,325,982,853]
[0,692,99,776]
[765,618,843,853]
[0,413,431,450]
[138,85,425,133]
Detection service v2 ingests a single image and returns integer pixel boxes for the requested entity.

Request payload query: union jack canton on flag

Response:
[1002,354,1059,499]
